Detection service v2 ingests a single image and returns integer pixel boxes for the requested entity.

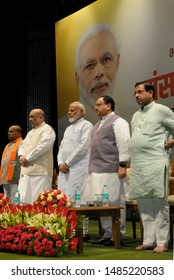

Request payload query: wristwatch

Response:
[119,163,126,168]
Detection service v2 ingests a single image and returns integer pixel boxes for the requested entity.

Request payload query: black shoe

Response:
[104,240,115,246]
[83,234,90,242]
[92,238,110,245]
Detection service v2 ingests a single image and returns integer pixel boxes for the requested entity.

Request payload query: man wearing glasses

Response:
[84,95,130,246]
[58,23,120,146]
[75,23,120,113]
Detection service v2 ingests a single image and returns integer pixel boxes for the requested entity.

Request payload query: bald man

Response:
[18,108,56,204]
[0,125,23,202]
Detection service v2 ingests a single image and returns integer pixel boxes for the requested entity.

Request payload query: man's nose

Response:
[93,62,104,78]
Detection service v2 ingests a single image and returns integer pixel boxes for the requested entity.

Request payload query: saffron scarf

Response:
[0,137,22,181]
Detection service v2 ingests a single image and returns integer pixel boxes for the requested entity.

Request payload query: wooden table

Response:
[68,205,124,254]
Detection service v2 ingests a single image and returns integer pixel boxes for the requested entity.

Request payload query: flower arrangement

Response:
[0,193,10,208]
[0,190,79,257]
[0,224,78,256]
[33,189,72,209]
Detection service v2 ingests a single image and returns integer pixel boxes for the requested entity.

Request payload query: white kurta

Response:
[83,112,130,238]
[128,102,174,247]
[128,102,174,200]
[57,118,93,203]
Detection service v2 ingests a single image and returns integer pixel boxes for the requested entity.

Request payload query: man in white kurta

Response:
[57,102,93,204]
[18,109,56,204]
[84,96,130,246]
[128,82,174,253]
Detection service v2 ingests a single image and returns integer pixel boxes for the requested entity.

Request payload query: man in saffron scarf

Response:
[0,125,23,202]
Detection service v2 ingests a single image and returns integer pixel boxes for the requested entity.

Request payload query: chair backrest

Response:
[169,160,174,195]
[169,160,174,176]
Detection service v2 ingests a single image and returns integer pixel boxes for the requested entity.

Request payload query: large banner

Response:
[55,0,174,145]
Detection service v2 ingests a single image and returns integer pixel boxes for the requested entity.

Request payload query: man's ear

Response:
[75,72,79,87]
[107,103,111,110]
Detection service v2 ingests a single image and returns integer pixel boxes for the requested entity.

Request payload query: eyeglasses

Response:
[134,90,144,95]
[95,103,106,107]
[80,52,118,74]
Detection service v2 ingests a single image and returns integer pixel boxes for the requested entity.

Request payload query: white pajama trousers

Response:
[137,197,169,247]
[100,178,129,239]
[3,184,18,202]
[18,174,52,204]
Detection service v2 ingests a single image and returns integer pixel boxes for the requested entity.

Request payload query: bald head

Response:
[29,108,45,128]
[8,125,22,142]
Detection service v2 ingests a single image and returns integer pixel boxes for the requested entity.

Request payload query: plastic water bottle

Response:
[14,189,20,205]
[102,184,109,206]
[75,186,81,207]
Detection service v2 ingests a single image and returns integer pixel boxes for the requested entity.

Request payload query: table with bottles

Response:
[68,205,124,254]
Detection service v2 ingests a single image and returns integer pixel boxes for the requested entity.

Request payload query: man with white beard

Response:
[57,101,93,205]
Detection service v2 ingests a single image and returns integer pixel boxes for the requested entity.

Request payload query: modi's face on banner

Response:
[75,27,120,109]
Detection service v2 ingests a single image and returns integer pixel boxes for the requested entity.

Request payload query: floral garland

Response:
[0,190,78,257]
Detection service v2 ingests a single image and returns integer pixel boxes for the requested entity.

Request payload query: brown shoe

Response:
[153,246,168,253]
[135,244,154,251]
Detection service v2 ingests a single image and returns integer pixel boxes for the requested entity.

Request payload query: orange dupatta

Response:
[0,137,22,181]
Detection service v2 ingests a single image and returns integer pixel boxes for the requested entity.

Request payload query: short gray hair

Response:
[71,101,86,115]
[75,23,121,70]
